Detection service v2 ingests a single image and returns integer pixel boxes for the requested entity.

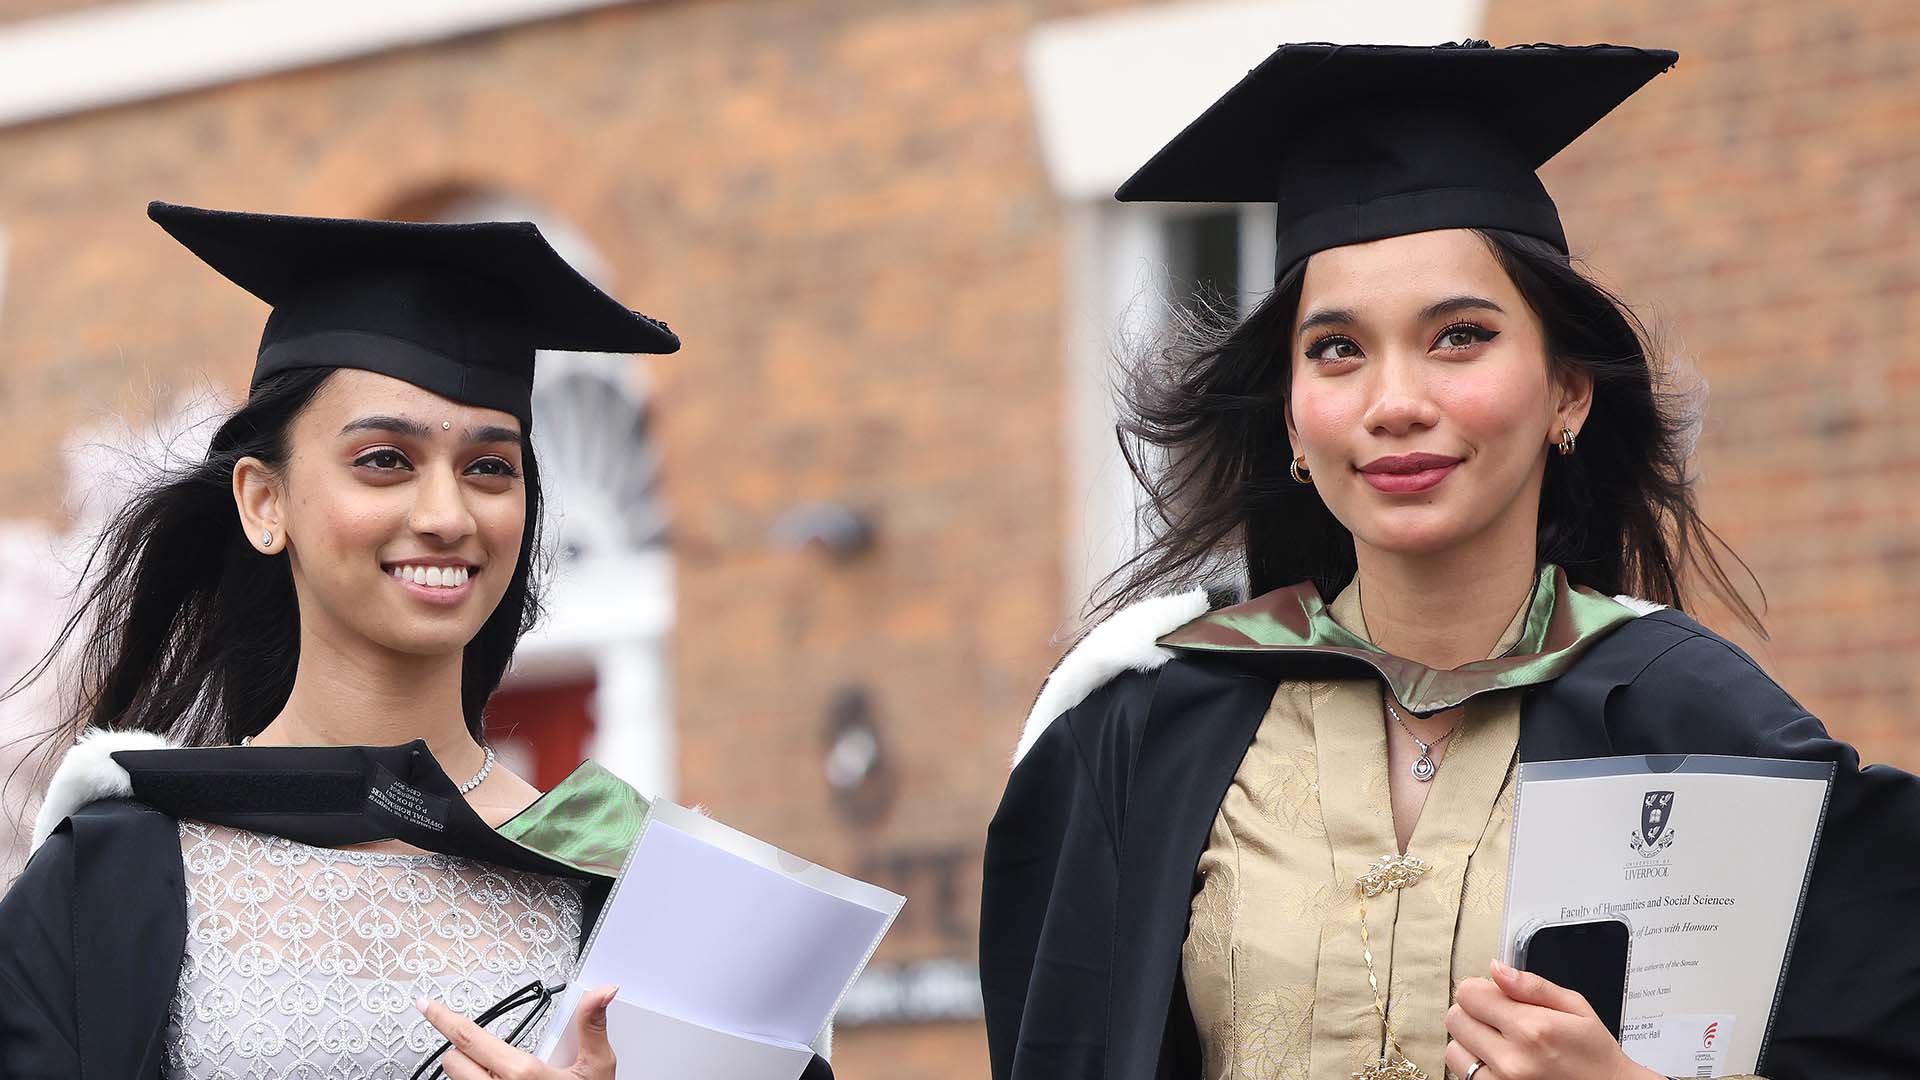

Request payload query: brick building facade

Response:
[0,2,1913,1078]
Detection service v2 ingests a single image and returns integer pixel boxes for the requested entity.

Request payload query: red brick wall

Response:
[0,2,1066,1075]
[1486,0,1920,768]
[2,4,1916,1079]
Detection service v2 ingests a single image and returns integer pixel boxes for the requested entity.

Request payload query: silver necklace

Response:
[240,735,497,795]
[456,745,498,794]
[1385,699,1459,783]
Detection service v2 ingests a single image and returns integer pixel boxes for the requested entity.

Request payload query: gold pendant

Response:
[1352,1056,1427,1080]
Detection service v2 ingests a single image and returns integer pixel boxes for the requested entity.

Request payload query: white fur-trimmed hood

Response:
[29,728,175,852]
[1013,589,1211,767]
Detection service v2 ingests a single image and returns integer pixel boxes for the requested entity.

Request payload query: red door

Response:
[484,678,596,792]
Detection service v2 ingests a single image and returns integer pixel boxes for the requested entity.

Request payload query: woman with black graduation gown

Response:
[981,42,1920,1080]
[0,202,836,1080]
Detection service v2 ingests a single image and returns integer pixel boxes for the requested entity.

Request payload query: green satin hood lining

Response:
[495,760,650,879]
[1156,563,1639,716]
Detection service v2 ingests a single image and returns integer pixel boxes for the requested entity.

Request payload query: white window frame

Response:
[1028,0,1485,621]
[1057,202,1274,617]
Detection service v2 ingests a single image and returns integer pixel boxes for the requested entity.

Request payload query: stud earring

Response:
[442,420,452,430]
[260,529,273,549]
[1289,456,1313,485]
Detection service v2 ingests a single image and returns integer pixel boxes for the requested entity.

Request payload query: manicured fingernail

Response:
[415,997,430,1015]
[1493,959,1515,977]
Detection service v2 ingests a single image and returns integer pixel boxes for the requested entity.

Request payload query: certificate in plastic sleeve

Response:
[1501,755,1831,1076]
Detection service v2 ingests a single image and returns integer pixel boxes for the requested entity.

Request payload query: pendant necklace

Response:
[1385,699,1458,783]
[240,735,498,795]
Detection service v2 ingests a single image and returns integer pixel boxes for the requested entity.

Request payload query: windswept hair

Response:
[3,368,549,769]
[1094,228,1764,636]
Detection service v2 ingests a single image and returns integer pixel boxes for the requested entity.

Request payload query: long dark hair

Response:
[3,367,548,761]
[1099,227,1764,635]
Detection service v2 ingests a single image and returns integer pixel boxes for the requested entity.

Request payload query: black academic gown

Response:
[0,741,835,1080]
[981,608,1920,1080]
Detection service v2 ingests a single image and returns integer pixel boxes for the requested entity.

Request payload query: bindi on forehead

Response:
[310,372,524,445]
[335,415,525,448]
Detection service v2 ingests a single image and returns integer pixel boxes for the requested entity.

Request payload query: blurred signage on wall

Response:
[839,958,983,1025]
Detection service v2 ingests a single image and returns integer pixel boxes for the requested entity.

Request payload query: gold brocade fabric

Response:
[1181,578,1523,1080]
[1180,579,1764,1080]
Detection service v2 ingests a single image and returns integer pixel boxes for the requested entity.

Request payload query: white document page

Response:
[1502,756,1831,1076]
[535,801,904,1072]
[543,999,816,1080]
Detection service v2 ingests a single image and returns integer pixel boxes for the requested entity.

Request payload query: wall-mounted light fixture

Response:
[770,502,876,562]
[822,685,893,826]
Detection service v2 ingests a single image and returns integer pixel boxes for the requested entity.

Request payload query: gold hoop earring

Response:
[1289,455,1313,485]
[1558,427,1577,456]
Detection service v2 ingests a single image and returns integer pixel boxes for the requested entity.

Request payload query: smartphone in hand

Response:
[1513,916,1631,1039]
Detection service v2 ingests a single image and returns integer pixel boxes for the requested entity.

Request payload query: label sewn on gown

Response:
[367,763,451,833]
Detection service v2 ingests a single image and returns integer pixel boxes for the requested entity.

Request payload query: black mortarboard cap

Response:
[148,201,680,431]
[1115,41,1678,275]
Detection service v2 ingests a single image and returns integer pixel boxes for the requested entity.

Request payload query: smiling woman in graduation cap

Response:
[0,203,836,1080]
[981,41,1920,1080]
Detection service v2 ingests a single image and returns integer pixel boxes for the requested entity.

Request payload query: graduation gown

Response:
[982,569,1920,1080]
[0,737,836,1080]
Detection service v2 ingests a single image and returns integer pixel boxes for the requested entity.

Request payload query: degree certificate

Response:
[1502,755,1831,1076]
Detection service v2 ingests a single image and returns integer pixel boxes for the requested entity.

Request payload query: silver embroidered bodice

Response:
[164,820,585,1080]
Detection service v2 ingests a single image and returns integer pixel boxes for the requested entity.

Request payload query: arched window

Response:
[386,186,679,798]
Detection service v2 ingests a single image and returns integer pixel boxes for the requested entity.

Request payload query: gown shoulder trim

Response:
[1610,593,1668,616]
[1013,589,1210,767]
[1008,588,1666,766]
[30,727,175,852]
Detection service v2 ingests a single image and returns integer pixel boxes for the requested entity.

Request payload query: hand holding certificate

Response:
[535,801,905,1079]
[1502,756,1832,1077]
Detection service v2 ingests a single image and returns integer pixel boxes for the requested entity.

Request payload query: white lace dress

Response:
[163,820,585,1080]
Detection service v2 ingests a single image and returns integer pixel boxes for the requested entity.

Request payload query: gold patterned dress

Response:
[1180,579,1761,1080]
